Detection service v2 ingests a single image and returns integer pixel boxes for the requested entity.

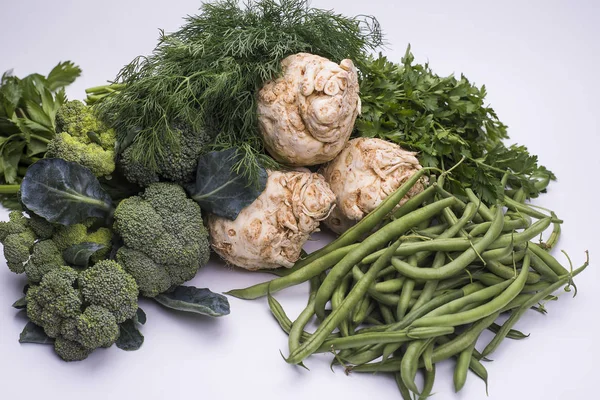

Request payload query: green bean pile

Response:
[227,169,589,398]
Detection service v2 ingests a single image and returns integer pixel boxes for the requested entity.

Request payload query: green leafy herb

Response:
[154,286,230,317]
[0,62,81,200]
[95,0,382,182]
[20,158,113,225]
[355,46,555,202]
[188,149,267,220]
[63,242,107,268]
[19,321,54,345]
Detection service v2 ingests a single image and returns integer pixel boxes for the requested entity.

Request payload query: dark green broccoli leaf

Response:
[116,319,144,351]
[12,296,27,309]
[135,308,147,325]
[154,286,230,317]
[63,242,106,268]
[189,149,267,220]
[19,321,54,345]
[20,158,113,225]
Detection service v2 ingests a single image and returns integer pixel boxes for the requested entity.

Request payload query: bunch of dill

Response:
[355,46,555,202]
[95,0,382,181]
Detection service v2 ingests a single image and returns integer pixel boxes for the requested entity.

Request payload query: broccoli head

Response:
[0,212,112,283]
[26,261,138,361]
[119,122,210,187]
[113,183,210,297]
[46,100,116,177]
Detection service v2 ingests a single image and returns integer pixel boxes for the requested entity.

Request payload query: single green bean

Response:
[415,223,449,237]
[486,259,541,284]
[315,197,457,319]
[226,244,359,299]
[487,321,529,340]
[419,365,436,400]
[526,247,560,282]
[392,184,437,219]
[468,217,530,237]
[316,326,453,353]
[331,274,352,336]
[267,292,338,343]
[352,295,373,325]
[412,252,446,310]
[504,195,563,223]
[465,188,494,221]
[401,338,433,394]
[374,277,406,293]
[528,243,569,276]
[397,257,417,320]
[395,372,414,400]
[454,340,477,392]
[496,248,527,265]
[288,277,320,352]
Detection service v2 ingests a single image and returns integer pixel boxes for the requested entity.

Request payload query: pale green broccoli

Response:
[113,183,210,297]
[26,261,138,361]
[119,122,210,187]
[46,100,116,177]
[0,212,112,283]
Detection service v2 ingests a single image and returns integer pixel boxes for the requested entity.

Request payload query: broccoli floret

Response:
[113,183,210,297]
[80,260,138,323]
[0,211,36,273]
[119,122,210,187]
[21,223,112,283]
[24,240,64,282]
[46,100,116,177]
[54,337,92,362]
[27,214,55,240]
[1,212,113,282]
[26,262,139,362]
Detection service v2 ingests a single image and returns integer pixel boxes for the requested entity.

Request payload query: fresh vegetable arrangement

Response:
[0,0,589,397]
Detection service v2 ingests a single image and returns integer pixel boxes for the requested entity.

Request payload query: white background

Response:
[1,0,599,399]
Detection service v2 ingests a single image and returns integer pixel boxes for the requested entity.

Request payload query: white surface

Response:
[1,0,599,399]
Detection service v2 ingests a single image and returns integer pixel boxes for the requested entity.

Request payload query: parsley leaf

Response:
[355,45,554,201]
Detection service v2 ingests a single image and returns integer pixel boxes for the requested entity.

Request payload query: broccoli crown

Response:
[113,183,210,297]
[26,262,138,362]
[47,100,116,177]
[1,212,112,283]
[119,123,210,187]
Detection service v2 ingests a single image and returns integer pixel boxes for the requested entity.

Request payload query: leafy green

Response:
[154,286,230,317]
[188,149,267,220]
[95,0,382,183]
[0,62,81,194]
[12,296,27,309]
[116,318,144,351]
[355,47,555,202]
[19,321,54,345]
[20,158,113,225]
[63,242,107,268]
